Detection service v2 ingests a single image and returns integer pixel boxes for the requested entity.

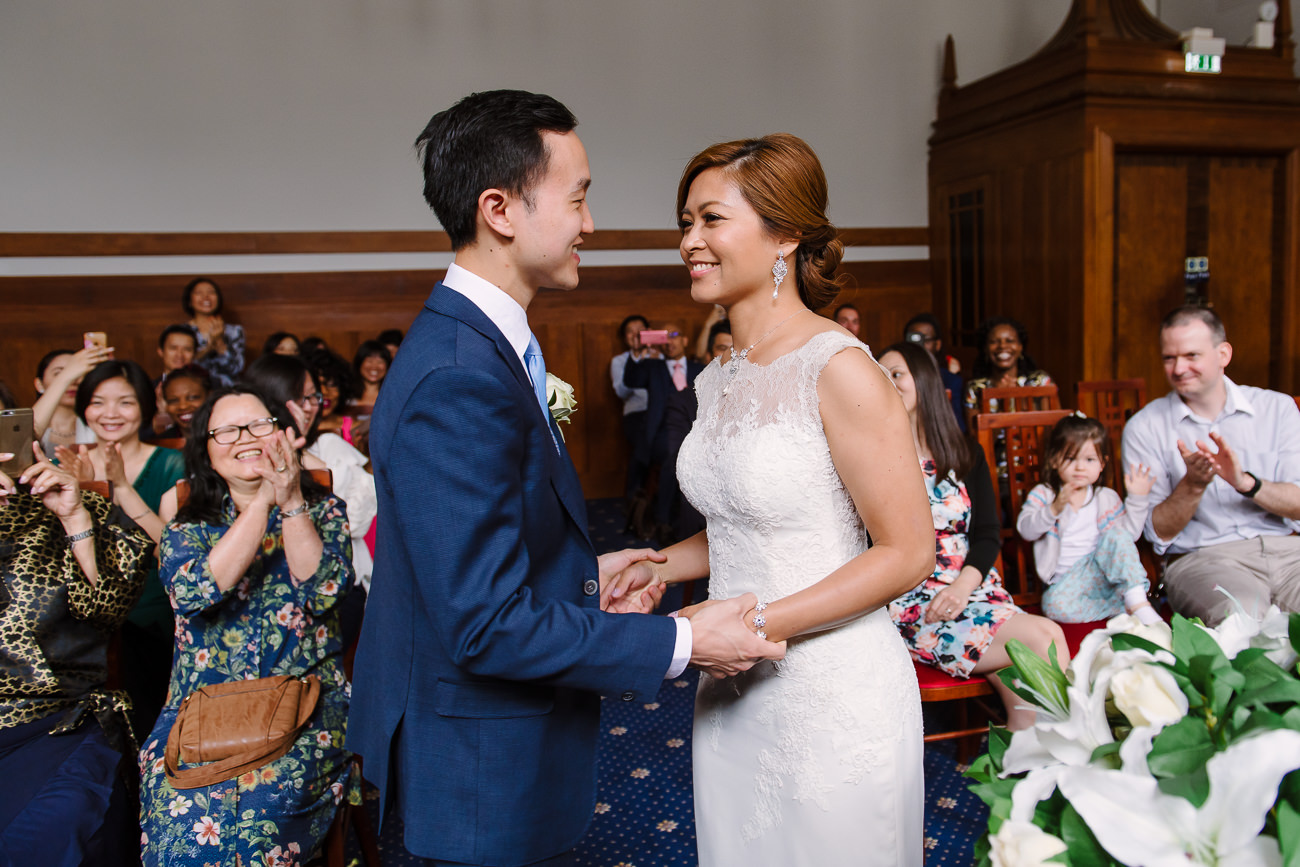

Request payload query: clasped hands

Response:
[1177,431,1252,494]
[598,550,786,679]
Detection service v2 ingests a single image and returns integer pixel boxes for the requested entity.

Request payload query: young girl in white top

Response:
[1017,414,1161,624]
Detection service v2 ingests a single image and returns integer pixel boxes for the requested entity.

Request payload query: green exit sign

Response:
[1185,53,1222,73]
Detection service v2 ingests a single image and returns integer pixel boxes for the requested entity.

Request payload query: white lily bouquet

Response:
[966,601,1300,866]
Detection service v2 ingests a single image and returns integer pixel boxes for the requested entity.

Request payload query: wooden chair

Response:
[978,383,1061,415]
[974,409,1073,606]
[81,479,113,499]
[1076,378,1146,496]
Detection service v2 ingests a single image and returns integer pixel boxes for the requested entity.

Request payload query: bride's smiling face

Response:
[679,168,784,307]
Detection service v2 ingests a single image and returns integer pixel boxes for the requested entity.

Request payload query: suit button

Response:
[621,692,634,701]
[583,579,599,596]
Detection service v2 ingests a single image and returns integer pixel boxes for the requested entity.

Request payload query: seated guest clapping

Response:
[350,340,391,414]
[0,445,152,865]
[307,350,360,442]
[244,354,376,603]
[150,325,199,438]
[139,386,359,865]
[62,360,185,737]
[156,365,212,442]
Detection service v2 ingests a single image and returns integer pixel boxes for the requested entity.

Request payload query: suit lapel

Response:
[427,283,591,542]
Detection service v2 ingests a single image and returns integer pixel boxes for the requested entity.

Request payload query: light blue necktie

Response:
[524,334,549,419]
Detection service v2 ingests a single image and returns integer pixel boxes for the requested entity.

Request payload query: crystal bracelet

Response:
[752,601,768,640]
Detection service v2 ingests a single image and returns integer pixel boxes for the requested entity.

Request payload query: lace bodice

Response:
[678,330,871,601]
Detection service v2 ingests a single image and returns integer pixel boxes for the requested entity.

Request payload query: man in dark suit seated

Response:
[624,321,705,545]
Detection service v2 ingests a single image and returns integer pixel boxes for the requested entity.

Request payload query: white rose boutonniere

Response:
[546,373,578,425]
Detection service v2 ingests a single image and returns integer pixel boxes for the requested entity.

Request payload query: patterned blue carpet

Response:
[346,499,989,865]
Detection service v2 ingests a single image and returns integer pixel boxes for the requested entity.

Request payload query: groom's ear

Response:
[477,188,516,241]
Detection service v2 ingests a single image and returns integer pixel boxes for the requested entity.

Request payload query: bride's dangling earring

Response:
[771,250,788,301]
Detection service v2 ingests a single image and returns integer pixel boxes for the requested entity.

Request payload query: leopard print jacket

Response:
[0,491,151,741]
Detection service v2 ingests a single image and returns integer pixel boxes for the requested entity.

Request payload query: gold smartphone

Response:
[83,331,108,350]
[0,408,35,480]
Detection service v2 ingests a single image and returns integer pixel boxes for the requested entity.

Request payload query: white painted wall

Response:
[1,0,1292,272]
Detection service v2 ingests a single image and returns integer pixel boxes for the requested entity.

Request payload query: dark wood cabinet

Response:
[929,0,1300,399]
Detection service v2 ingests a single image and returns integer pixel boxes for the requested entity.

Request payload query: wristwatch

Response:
[1241,472,1263,499]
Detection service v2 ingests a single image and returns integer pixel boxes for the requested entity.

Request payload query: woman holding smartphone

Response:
[32,345,111,457]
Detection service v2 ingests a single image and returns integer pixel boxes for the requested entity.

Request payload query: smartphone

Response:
[640,329,669,345]
[84,331,108,350]
[0,408,35,480]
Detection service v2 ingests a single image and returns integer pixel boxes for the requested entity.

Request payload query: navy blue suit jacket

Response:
[622,356,704,447]
[347,283,677,865]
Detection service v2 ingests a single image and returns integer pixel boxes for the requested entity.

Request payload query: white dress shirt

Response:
[1122,377,1300,555]
[441,263,692,676]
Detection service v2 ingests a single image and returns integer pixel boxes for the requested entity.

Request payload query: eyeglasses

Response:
[208,417,278,445]
[298,392,324,408]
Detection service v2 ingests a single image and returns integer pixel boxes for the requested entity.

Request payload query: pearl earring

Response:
[771,250,788,301]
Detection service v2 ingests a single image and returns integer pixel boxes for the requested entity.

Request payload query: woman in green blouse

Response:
[59,360,186,738]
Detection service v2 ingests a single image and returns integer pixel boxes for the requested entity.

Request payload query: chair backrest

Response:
[82,479,113,500]
[978,384,1061,414]
[974,408,1073,605]
[1075,378,1147,496]
[174,468,333,509]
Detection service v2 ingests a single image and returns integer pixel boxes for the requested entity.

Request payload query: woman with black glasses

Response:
[138,385,359,865]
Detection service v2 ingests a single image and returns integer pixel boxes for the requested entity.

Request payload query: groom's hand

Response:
[686,593,786,679]
[599,548,667,614]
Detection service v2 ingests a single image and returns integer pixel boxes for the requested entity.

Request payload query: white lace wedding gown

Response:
[677,331,924,867]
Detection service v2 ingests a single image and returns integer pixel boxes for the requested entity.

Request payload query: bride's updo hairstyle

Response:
[676,133,846,311]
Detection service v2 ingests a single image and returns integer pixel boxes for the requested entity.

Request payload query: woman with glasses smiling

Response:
[138,384,359,865]
[245,353,377,607]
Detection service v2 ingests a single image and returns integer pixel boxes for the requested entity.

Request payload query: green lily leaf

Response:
[1109,632,1169,657]
[1278,801,1300,867]
[1173,614,1230,670]
[1149,716,1217,778]
[1004,638,1070,716]
[1154,766,1210,807]
[988,725,1012,769]
[1059,802,1117,867]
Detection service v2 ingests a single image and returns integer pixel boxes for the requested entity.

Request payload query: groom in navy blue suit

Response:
[347,90,783,867]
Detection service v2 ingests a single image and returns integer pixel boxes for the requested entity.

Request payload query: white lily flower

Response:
[1002,645,1174,777]
[1201,591,1296,668]
[1058,729,1300,867]
[990,820,1068,867]
[1110,662,1188,729]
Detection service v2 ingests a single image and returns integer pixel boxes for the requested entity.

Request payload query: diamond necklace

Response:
[726,309,807,378]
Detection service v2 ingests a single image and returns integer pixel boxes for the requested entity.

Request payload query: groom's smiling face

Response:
[510,130,594,293]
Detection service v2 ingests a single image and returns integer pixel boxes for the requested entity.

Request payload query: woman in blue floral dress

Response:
[879,343,1067,730]
[139,385,359,865]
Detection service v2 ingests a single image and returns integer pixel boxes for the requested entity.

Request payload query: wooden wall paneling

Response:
[1287,149,1300,393]
[0,257,929,499]
[1087,128,1116,387]
[1207,158,1280,390]
[1114,156,1189,399]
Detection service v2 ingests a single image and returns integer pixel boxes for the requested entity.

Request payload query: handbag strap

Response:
[164,675,321,790]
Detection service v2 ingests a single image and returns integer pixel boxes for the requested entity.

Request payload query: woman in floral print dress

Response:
[139,385,359,865]
[879,343,1067,731]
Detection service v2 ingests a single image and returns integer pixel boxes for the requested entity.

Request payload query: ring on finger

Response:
[275,464,288,473]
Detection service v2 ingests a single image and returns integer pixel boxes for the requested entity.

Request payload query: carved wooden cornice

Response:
[935,0,1300,144]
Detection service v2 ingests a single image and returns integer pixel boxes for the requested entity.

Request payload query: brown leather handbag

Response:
[164,674,321,789]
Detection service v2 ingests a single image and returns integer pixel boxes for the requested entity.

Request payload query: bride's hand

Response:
[600,548,667,613]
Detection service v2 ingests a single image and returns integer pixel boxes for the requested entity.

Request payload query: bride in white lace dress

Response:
[607,135,932,866]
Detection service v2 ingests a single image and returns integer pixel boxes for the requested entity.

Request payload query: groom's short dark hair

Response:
[416,90,579,251]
